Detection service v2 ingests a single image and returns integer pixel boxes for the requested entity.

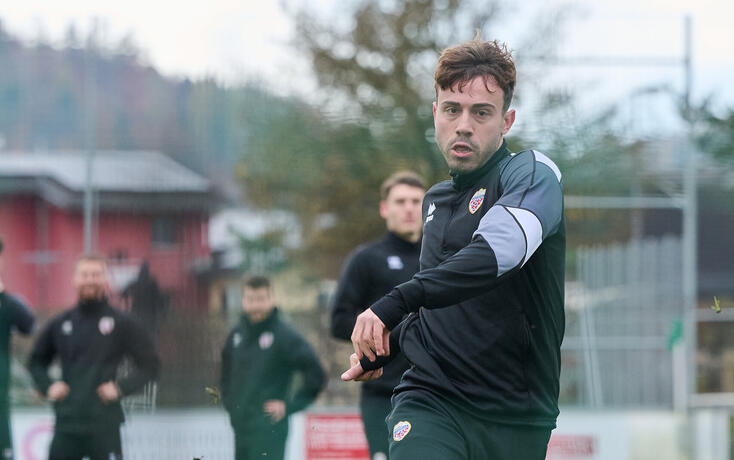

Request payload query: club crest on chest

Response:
[99,316,115,335]
[469,188,486,214]
[259,331,274,350]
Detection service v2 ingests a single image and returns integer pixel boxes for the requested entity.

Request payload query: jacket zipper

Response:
[440,194,463,255]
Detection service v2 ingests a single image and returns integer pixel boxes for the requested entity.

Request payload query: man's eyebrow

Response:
[439,101,497,110]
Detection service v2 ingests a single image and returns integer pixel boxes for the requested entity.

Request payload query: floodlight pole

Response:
[83,24,97,254]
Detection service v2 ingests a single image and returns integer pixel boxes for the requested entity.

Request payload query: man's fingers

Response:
[373,320,384,356]
[341,362,364,381]
[359,341,376,362]
[382,330,390,356]
[351,321,365,359]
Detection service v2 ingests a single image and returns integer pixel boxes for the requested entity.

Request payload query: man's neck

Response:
[389,230,421,244]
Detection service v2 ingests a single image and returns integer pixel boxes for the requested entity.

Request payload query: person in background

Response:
[0,238,35,459]
[331,171,425,459]
[221,275,325,460]
[28,254,159,460]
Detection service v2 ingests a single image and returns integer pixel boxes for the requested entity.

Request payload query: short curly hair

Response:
[434,38,516,112]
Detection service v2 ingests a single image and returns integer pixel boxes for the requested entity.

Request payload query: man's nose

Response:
[456,111,473,136]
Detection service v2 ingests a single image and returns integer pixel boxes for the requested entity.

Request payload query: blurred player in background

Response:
[0,238,34,459]
[28,254,159,460]
[331,171,425,460]
[221,275,325,460]
[343,36,566,460]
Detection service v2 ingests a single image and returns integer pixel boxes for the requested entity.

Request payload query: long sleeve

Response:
[220,332,233,411]
[331,250,370,340]
[373,151,564,329]
[283,333,325,415]
[28,320,57,395]
[1,292,34,334]
[116,316,160,396]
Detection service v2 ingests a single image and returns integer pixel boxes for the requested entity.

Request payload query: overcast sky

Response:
[1,0,732,135]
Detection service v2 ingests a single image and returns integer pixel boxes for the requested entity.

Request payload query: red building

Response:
[0,150,214,309]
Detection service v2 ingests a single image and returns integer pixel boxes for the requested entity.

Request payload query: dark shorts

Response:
[48,426,122,460]
[360,391,392,459]
[233,418,288,460]
[387,392,552,460]
[0,410,12,458]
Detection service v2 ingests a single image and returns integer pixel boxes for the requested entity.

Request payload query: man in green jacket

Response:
[221,275,325,460]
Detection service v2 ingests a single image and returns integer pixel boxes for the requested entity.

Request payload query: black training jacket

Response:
[28,299,160,433]
[221,309,325,430]
[0,292,34,410]
[331,232,420,397]
[370,141,565,427]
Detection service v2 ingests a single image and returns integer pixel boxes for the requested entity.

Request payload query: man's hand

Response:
[351,309,389,361]
[341,353,383,382]
[263,400,286,424]
[47,381,70,402]
[96,381,121,403]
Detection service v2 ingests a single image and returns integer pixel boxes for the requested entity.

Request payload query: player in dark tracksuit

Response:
[344,39,565,460]
[221,275,325,460]
[0,239,35,459]
[28,255,159,460]
[331,172,425,459]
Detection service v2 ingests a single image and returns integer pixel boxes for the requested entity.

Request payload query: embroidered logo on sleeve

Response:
[469,188,486,214]
[392,421,412,441]
[387,255,404,270]
[61,320,73,335]
[232,332,242,348]
[98,317,115,335]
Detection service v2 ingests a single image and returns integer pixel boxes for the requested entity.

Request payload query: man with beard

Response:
[331,171,425,460]
[342,37,565,460]
[221,275,325,460]
[29,255,159,460]
[0,238,34,459]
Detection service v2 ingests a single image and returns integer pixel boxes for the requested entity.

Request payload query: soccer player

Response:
[221,275,325,460]
[342,37,566,460]
[331,171,425,460]
[0,238,35,459]
[28,254,160,460]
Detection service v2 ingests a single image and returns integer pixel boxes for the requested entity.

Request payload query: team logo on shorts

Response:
[99,317,115,335]
[469,188,486,214]
[259,331,274,350]
[392,420,412,441]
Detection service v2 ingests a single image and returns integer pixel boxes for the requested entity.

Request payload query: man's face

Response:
[73,260,108,301]
[242,287,275,323]
[380,184,425,239]
[433,75,516,174]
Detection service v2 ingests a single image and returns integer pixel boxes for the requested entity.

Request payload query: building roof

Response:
[0,150,214,212]
[0,150,209,193]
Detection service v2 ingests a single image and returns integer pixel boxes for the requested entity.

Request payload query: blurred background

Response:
[0,0,733,458]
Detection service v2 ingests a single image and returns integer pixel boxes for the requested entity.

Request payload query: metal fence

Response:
[562,236,685,408]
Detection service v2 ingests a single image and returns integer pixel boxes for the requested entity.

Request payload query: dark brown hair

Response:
[434,38,516,112]
[242,274,272,291]
[380,171,426,200]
